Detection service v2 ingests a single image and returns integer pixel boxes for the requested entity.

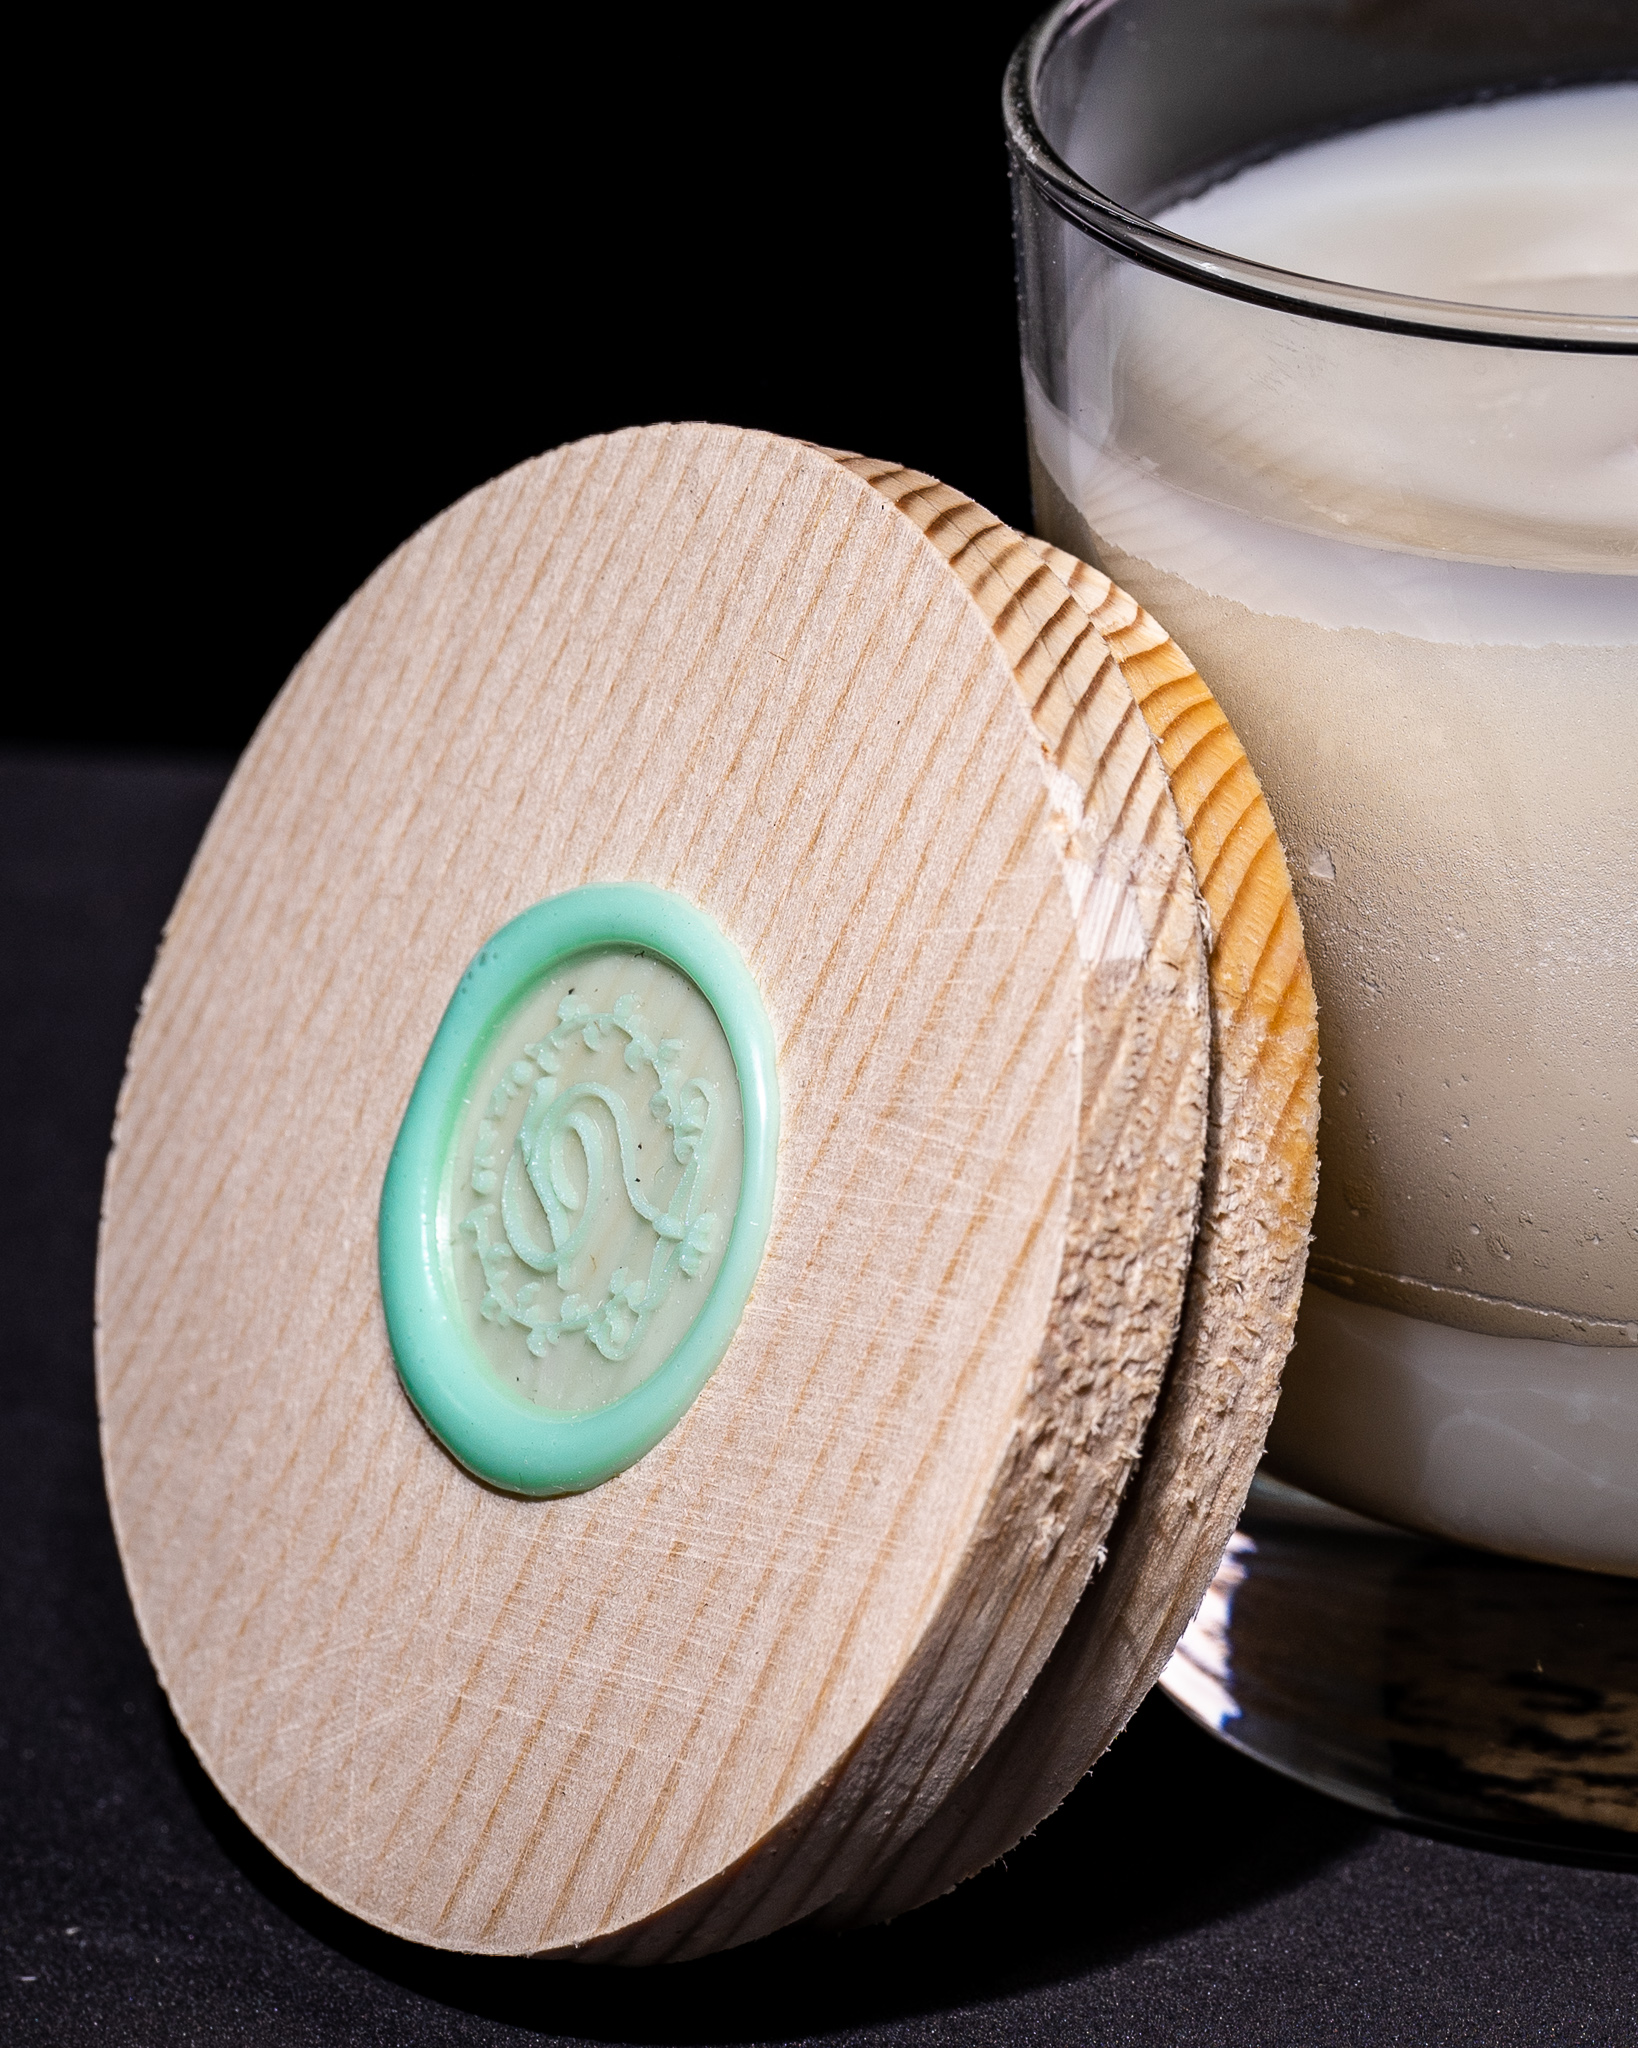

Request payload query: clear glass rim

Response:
[1005,0,1638,355]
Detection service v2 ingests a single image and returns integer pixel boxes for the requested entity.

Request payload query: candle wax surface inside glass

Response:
[1162,84,1638,316]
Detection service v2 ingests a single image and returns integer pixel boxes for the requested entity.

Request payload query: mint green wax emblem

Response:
[379,885,778,1496]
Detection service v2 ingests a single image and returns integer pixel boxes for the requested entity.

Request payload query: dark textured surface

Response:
[1,752,1634,2046]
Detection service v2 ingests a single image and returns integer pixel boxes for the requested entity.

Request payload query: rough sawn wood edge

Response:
[813,492,1321,1927]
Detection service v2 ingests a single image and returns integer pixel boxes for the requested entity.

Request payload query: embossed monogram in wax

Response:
[448,950,742,1413]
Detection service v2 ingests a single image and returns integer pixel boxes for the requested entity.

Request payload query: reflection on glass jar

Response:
[1165,1474,1638,1855]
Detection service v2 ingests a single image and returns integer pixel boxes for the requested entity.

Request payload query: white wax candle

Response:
[1164,84,1638,316]
[1028,85,1638,1573]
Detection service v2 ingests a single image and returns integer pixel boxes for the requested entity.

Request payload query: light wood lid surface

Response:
[98,425,1213,1958]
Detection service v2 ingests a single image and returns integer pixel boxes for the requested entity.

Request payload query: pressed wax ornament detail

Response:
[451,949,742,1413]
[379,880,778,1497]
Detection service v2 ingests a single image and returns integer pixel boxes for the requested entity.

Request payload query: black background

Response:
[22,5,1044,760]
[6,7,1636,2041]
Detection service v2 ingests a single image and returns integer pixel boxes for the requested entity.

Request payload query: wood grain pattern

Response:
[813,491,1320,1926]
[98,425,1211,1959]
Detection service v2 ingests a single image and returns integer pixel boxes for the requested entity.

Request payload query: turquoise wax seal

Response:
[379,884,778,1495]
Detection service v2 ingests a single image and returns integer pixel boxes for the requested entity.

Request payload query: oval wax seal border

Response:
[97,423,1210,1960]
[380,882,778,1495]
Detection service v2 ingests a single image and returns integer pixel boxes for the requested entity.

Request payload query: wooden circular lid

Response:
[97,424,1217,1958]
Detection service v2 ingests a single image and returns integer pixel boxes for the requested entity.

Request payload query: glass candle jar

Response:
[1006,0,1637,1583]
